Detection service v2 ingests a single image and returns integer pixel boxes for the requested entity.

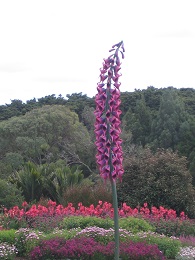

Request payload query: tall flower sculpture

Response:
[94,41,125,181]
[94,41,125,260]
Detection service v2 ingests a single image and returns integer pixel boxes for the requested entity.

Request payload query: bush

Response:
[76,226,133,245]
[119,216,155,233]
[62,178,112,207]
[131,231,181,259]
[27,215,64,233]
[0,229,16,244]
[30,237,165,260]
[118,149,195,218]
[14,228,42,256]
[75,226,180,259]
[179,235,195,247]
[151,218,195,237]
[60,216,114,230]
[43,227,81,241]
[0,179,24,209]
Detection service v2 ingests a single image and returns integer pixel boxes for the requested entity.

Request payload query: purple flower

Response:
[94,41,125,181]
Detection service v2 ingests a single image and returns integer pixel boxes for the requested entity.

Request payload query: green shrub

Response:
[119,217,155,233]
[27,215,64,233]
[0,213,28,230]
[0,229,16,244]
[73,226,180,259]
[151,218,195,237]
[131,231,181,259]
[42,227,81,241]
[60,216,114,230]
[15,228,42,256]
[0,179,24,208]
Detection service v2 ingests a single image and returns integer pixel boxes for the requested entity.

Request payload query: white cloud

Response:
[0,0,195,105]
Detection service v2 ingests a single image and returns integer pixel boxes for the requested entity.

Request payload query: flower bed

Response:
[1,201,195,259]
[3,200,188,221]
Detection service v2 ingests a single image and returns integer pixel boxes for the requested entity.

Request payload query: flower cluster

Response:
[0,242,17,259]
[176,246,195,260]
[94,41,125,180]
[30,236,165,260]
[15,228,42,256]
[3,200,188,221]
[76,226,132,238]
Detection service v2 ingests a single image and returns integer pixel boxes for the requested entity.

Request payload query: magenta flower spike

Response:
[94,41,125,181]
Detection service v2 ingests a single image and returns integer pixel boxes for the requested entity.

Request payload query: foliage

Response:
[151,218,195,237]
[118,148,195,218]
[61,216,114,230]
[9,161,86,204]
[131,231,181,259]
[0,179,24,208]
[10,162,43,202]
[75,226,132,244]
[66,92,95,120]
[29,236,165,260]
[179,235,195,247]
[0,104,94,174]
[0,87,195,218]
[2,201,195,259]
[122,96,152,147]
[76,227,179,259]
[26,215,64,233]
[119,217,155,234]
[151,88,189,150]
[61,178,112,207]
[14,228,42,256]
[41,164,84,205]
[43,227,80,240]
[2,200,187,233]
[0,229,16,244]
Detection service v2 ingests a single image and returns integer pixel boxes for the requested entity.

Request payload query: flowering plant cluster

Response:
[0,242,17,260]
[176,246,195,260]
[2,200,187,222]
[94,41,125,180]
[76,226,132,244]
[30,236,165,260]
[14,228,42,256]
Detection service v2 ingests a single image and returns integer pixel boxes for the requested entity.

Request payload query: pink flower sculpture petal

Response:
[94,41,125,181]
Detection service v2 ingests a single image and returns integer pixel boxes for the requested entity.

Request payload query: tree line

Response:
[0,86,195,217]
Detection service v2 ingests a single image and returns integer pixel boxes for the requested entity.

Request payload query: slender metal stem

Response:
[110,177,120,260]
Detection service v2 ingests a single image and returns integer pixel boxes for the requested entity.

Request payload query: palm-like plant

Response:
[41,165,84,205]
[10,161,43,202]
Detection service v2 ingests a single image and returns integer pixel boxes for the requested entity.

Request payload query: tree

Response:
[122,96,152,147]
[66,92,95,120]
[0,179,24,208]
[151,88,189,151]
[117,148,195,218]
[0,105,94,175]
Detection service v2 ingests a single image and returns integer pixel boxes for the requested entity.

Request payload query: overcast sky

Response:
[0,0,195,105]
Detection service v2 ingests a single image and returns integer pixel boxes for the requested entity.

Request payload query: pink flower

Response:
[94,41,125,181]
[22,201,28,207]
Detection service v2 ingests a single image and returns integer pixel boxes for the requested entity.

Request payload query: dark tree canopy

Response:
[118,148,195,218]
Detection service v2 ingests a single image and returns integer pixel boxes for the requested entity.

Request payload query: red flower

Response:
[22,201,28,207]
